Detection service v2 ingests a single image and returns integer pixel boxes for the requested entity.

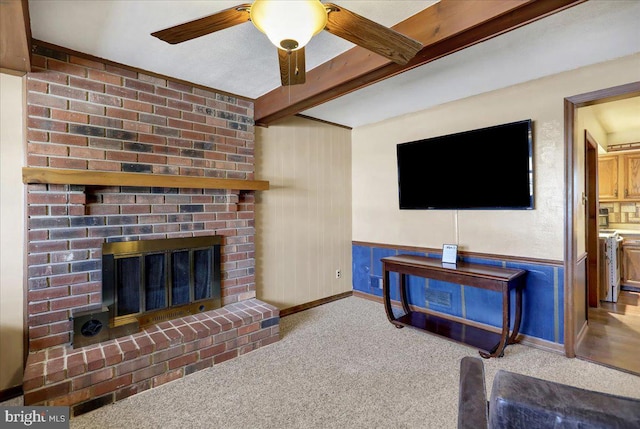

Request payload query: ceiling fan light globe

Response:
[250,0,328,51]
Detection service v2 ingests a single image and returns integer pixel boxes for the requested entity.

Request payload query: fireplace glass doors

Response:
[102,236,222,330]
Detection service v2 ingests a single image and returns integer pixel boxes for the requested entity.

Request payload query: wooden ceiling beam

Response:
[254,0,586,127]
[0,0,32,74]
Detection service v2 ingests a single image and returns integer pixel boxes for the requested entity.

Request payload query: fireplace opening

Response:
[72,235,222,348]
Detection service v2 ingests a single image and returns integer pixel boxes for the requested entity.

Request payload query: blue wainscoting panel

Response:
[556,267,565,343]
[352,243,564,345]
[372,248,397,276]
[506,261,560,343]
[464,286,504,327]
[406,274,426,308]
[463,255,504,267]
[372,248,399,300]
[352,245,371,294]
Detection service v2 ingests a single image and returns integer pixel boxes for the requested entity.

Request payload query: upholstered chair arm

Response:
[457,356,489,429]
[489,369,640,429]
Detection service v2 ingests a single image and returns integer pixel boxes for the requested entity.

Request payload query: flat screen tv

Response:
[397,120,533,210]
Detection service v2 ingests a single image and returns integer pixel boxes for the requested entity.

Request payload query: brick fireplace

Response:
[22,43,279,415]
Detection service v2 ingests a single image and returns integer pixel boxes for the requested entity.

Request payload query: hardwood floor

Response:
[576,291,640,375]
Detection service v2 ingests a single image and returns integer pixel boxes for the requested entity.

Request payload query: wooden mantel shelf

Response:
[22,167,269,191]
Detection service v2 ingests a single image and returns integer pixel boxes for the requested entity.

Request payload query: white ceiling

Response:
[304,0,640,127]
[28,0,640,129]
[583,98,640,134]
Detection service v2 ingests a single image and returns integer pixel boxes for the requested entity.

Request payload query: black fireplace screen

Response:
[102,236,222,329]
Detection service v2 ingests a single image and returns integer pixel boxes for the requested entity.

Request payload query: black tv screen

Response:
[397,120,533,210]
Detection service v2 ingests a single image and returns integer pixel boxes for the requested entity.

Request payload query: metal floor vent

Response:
[425,288,452,308]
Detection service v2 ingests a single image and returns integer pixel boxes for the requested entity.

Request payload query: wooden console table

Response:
[381,255,527,358]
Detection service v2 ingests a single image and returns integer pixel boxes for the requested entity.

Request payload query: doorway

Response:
[584,131,599,309]
[565,81,640,375]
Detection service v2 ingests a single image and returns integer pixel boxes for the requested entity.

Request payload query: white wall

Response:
[255,116,352,309]
[608,128,640,146]
[0,73,25,392]
[352,54,640,261]
[578,108,608,152]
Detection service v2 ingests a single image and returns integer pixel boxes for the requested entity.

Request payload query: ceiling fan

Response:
[151,0,423,86]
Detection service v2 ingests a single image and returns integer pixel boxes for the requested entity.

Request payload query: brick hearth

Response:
[22,43,279,415]
[23,300,278,413]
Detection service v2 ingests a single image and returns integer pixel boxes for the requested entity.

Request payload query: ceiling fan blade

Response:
[278,48,306,86]
[151,3,252,44]
[324,3,422,65]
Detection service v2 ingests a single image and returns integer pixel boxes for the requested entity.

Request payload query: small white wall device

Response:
[442,244,458,264]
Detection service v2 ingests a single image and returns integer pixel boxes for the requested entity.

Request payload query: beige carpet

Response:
[7,296,640,428]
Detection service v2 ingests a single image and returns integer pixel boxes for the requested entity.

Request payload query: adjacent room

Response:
[1,1,639,427]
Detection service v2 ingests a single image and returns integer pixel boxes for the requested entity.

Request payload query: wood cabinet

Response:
[598,151,640,201]
[621,152,640,200]
[622,241,640,288]
[598,156,619,200]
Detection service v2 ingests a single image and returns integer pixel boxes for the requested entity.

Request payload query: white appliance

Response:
[599,230,623,302]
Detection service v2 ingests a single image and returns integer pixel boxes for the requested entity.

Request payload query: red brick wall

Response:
[27,45,254,176]
[25,44,257,352]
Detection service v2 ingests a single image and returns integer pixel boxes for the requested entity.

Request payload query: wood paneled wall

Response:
[255,117,352,309]
[0,73,25,392]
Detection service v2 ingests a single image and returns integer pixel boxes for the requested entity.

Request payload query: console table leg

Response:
[480,342,502,359]
[382,266,397,324]
[508,284,524,344]
[481,286,511,359]
[399,273,411,314]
